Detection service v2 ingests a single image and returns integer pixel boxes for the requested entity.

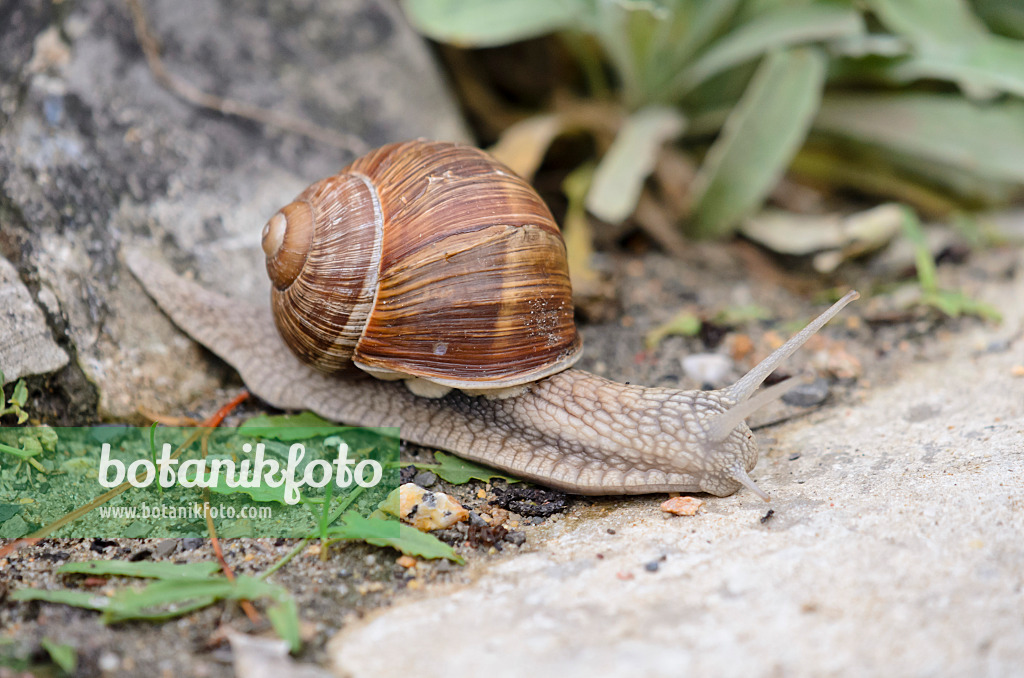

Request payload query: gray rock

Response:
[0,0,468,418]
[0,256,68,383]
[413,470,437,487]
[780,376,830,407]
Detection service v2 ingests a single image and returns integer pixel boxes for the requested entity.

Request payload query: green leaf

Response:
[11,379,28,407]
[239,411,346,440]
[413,451,521,485]
[208,470,291,505]
[266,597,302,654]
[328,510,465,564]
[103,575,291,622]
[900,207,1002,321]
[10,588,111,611]
[972,0,1024,39]
[670,4,862,98]
[40,638,77,674]
[814,94,1024,185]
[12,570,301,650]
[585,106,686,223]
[401,0,585,47]
[887,37,1024,99]
[867,0,989,43]
[58,560,221,580]
[689,47,827,238]
[866,0,1024,98]
[645,312,701,350]
[715,304,773,325]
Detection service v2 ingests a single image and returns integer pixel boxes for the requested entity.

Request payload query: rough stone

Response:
[0,255,68,382]
[328,273,1024,677]
[0,0,468,418]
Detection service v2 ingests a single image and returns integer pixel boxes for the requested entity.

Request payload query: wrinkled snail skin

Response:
[126,252,856,501]
[127,139,859,501]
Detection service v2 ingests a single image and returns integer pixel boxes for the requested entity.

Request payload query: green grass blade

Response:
[10,588,111,611]
[58,560,222,579]
[689,47,827,238]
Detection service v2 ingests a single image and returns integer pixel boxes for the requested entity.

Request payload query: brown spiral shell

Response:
[261,140,582,391]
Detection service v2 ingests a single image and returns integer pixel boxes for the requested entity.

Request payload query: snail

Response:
[128,140,858,502]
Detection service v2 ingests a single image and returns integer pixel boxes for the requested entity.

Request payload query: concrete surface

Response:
[328,271,1024,678]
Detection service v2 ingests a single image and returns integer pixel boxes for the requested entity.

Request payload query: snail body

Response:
[130,140,859,501]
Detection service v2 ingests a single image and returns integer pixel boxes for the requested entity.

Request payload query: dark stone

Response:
[413,470,437,487]
[491,486,569,517]
[781,377,831,407]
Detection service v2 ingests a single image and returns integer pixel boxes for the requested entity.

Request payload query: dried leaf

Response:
[488,114,564,180]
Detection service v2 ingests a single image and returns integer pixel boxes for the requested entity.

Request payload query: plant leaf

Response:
[866,0,1024,98]
[208,470,292,505]
[58,560,221,579]
[239,411,348,440]
[40,638,77,674]
[585,106,685,223]
[11,379,28,407]
[266,596,302,654]
[814,94,1024,185]
[689,47,826,238]
[413,451,521,485]
[488,113,565,181]
[328,510,465,564]
[645,312,701,350]
[867,0,989,43]
[401,0,585,48]
[671,4,862,98]
[10,588,111,611]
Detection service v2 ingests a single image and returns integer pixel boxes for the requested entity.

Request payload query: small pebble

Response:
[1011,365,1024,377]
[98,652,120,672]
[413,470,437,487]
[788,453,801,461]
[468,511,488,527]
[681,353,733,387]
[505,531,526,546]
[398,483,469,531]
[396,555,417,568]
[905,403,940,422]
[606,528,616,535]
[616,571,634,581]
[660,496,703,516]
[182,538,204,551]
[644,561,660,573]
[781,377,830,407]
[153,539,178,558]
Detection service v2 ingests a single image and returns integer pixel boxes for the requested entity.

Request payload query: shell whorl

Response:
[265,173,383,372]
